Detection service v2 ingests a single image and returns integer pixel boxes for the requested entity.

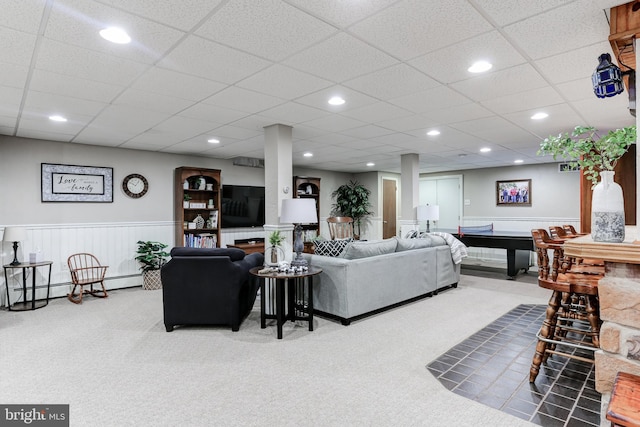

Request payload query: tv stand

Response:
[228,239,265,254]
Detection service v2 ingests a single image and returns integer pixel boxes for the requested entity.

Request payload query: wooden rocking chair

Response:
[67,253,109,304]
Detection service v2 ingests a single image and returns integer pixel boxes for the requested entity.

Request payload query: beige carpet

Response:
[0,273,549,426]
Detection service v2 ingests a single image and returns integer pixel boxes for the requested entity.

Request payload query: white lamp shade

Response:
[3,227,27,242]
[280,198,318,224]
[417,205,439,221]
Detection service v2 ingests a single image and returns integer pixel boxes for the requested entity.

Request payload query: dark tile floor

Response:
[427,304,601,427]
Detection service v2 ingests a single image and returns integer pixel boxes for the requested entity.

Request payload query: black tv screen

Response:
[221,185,265,228]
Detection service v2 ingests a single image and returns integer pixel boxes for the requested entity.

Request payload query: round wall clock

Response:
[122,174,149,198]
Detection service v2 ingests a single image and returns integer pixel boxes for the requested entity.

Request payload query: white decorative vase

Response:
[591,170,625,243]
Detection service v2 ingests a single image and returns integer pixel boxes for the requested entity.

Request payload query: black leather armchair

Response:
[161,247,264,332]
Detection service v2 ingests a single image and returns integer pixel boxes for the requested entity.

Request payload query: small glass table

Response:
[3,261,53,311]
[250,266,322,339]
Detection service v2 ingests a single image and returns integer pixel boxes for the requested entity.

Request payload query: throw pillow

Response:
[314,239,352,257]
[342,238,398,260]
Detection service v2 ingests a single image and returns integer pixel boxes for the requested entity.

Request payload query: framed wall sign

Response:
[42,163,114,202]
[496,179,531,206]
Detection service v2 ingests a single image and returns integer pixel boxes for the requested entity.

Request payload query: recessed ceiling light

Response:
[328,96,345,106]
[49,115,67,122]
[468,60,493,73]
[514,159,524,164]
[480,147,491,153]
[207,138,220,144]
[366,162,375,167]
[303,152,313,157]
[99,27,131,44]
[531,112,549,120]
[427,130,440,136]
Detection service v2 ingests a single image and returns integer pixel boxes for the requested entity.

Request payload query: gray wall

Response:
[424,163,580,219]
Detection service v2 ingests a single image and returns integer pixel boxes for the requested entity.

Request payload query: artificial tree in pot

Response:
[331,180,373,239]
[135,240,170,290]
[538,125,636,242]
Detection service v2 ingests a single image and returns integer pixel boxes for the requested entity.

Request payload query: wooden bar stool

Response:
[529,229,603,383]
[607,371,640,426]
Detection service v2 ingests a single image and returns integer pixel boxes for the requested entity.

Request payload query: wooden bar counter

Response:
[563,227,640,424]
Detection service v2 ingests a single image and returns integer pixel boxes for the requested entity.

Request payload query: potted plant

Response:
[331,180,373,239]
[538,125,636,242]
[183,194,191,208]
[135,240,170,290]
[267,230,284,265]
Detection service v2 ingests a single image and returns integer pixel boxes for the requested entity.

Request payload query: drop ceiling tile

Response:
[158,35,271,84]
[302,114,367,133]
[0,0,46,33]
[0,63,29,89]
[389,86,471,114]
[0,86,24,117]
[349,0,493,60]
[196,0,337,61]
[29,69,124,102]
[283,32,398,82]
[0,27,36,67]
[449,116,536,146]
[377,115,437,132]
[208,125,262,140]
[535,42,614,84]
[503,103,585,138]
[18,113,89,135]
[74,126,140,145]
[285,0,399,27]
[152,115,220,137]
[237,65,333,99]
[114,89,194,115]
[132,67,227,101]
[258,102,330,125]
[409,31,527,84]
[340,125,395,139]
[178,103,248,125]
[24,91,108,117]
[342,63,439,100]
[16,128,77,142]
[98,0,224,31]
[422,103,494,125]
[46,0,186,65]
[36,39,148,86]
[555,80,594,102]
[451,64,547,102]
[571,96,636,131]
[294,85,380,113]
[203,86,285,114]
[90,104,169,134]
[341,102,412,123]
[480,87,564,115]
[473,0,574,26]
[503,1,611,60]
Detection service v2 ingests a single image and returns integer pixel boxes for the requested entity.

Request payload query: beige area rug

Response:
[0,273,550,426]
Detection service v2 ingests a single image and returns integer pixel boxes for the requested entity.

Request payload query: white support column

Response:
[399,153,420,237]
[264,124,294,256]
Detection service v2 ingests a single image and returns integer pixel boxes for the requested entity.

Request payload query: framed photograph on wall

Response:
[496,179,531,206]
[41,163,113,202]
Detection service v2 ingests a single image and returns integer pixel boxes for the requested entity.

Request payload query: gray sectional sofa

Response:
[303,235,461,325]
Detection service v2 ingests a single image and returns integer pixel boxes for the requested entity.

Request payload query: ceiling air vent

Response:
[232,157,264,168]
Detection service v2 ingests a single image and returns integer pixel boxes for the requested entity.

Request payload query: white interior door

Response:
[419,175,462,231]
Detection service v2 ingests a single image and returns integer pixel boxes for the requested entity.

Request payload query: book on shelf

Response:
[184,233,218,248]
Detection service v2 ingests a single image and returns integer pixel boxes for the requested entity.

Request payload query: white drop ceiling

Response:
[0,0,635,173]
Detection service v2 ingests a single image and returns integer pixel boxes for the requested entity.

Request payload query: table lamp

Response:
[280,198,318,267]
[417,205,439,233]
[3,226,27,265]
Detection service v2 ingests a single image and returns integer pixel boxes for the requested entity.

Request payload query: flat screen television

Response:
[221,185,265,228]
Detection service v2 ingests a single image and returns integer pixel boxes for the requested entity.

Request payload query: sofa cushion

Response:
[314,239,351,257]
[342,238,398,260]
[395,237,435,252]
[169,247,246,261]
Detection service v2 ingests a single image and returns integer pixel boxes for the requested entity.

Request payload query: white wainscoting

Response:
[1,222,175,306]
